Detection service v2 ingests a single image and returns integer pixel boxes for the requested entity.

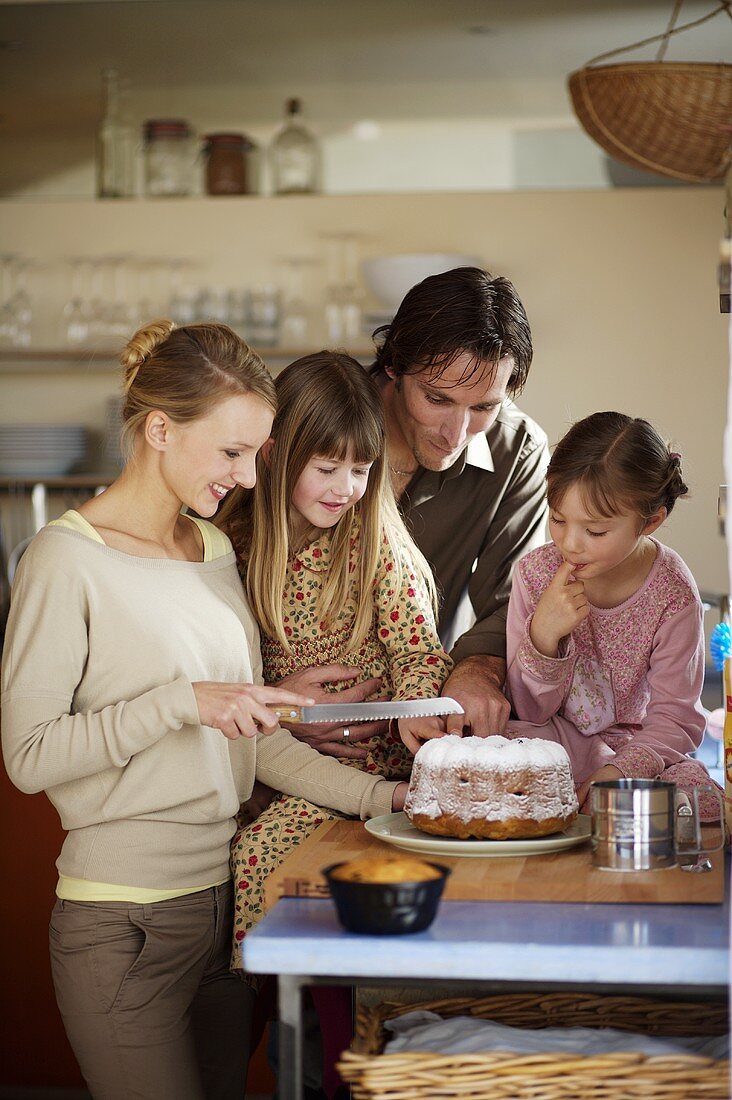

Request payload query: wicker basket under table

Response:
[338,992,729,1099]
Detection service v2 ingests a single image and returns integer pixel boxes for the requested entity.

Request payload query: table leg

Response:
[278,973,309,1100]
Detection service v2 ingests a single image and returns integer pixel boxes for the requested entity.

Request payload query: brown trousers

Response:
[49,881,255,1100]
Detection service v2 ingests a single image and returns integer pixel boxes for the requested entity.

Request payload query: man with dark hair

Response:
[276,268,548,753]
[370,266,548,737]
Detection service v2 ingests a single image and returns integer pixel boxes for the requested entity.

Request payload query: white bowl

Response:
[360,253,480,311]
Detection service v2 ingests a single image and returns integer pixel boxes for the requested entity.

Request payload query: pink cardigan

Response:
[505,540,706,778]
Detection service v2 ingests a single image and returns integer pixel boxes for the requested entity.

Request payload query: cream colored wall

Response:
[0,186,726,594]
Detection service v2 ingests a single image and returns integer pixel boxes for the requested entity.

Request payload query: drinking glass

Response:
[279,256,317,346]
[248,287,280,348]
[62,258,92,347]
[167,259,200,325]
[11,259,33,347]
[106,255,136,340]
[0,254,18,348]
[322,232,363,344]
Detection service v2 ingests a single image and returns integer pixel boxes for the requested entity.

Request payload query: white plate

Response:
[364,812,591,858]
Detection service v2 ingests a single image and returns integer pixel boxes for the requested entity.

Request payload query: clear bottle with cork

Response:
[96,68,134,199]
[270,98,321,195]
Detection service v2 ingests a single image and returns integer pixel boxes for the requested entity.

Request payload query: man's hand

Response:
[273,664,384,759]
[576,764,623,814]
[442,654,510,736]
[530,560,589,657]
[398,714,447,756]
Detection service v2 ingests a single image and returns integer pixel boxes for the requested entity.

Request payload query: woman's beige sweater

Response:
[1,526,395,889]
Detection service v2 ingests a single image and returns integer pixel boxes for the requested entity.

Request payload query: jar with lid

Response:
[143,119,193,197]
[203,132,256,195]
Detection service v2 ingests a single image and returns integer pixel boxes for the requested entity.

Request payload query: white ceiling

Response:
[0,0,728,137]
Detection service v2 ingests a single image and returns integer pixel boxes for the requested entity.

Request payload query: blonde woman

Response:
[1,324,406,1100]
[219,351,452,962]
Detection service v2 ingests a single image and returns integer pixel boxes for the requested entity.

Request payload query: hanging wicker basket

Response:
[568,2,732,183]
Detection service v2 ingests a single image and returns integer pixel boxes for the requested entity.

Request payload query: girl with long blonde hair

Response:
[219,351,452,960]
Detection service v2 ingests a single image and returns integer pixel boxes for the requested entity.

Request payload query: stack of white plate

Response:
[0,424,88,477]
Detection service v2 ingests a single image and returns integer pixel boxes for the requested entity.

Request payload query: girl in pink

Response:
[506,411,718,819]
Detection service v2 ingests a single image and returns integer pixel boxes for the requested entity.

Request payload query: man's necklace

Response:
[389,463,417,478]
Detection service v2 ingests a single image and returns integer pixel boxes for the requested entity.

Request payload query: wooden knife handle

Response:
[273,706,304,723]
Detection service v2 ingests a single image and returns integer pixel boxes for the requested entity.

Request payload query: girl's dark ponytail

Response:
[662,452,688,516]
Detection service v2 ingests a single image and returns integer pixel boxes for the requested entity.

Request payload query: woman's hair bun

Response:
[121,319,176,390]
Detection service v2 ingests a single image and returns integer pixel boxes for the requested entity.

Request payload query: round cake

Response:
[404,734,578,840]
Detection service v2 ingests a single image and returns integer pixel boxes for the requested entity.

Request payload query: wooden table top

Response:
[264,818,724,909]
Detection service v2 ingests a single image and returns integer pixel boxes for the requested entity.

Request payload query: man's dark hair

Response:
[371,266,532,397]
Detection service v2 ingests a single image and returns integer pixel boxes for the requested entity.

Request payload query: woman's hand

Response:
[272,664,383,759]
[398,715,448,755]
[391,782,408,811]
[576,764,623,814]
[192,682,314,741]
[530,560,589,657]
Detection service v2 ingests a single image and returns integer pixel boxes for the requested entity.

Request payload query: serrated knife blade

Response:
[273,697,464,724]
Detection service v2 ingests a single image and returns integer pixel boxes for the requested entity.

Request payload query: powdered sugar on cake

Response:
[404,735,578,838]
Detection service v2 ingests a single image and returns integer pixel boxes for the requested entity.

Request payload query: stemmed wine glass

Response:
[106,255,136,340]
[279,256,318,346]
[0,254,34,348]
[0,254,19,348]
[322,232,363,344]
[62,258,92,347]
[11,259,32,347]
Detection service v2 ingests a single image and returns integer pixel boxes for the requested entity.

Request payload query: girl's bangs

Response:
[549,472,621,520]
[578,476,622,520]
[317,416,382,466]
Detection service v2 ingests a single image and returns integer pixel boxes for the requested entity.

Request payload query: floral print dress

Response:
[230,521,452,972]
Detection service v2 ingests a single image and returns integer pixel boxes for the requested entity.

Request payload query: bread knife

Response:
[273,697,464,724]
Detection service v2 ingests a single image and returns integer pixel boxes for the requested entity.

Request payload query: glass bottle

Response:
[96,68,134,199]
[270,98,321,195]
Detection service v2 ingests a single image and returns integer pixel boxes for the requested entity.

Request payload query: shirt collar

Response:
[464,431,494,472]
[404,433,494,507]
[425,432,494,484]
[293,532,332,573]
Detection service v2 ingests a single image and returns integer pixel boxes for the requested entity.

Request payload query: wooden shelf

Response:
[0,346,374,373]
[0,474,114,489]
[0,350,118,373]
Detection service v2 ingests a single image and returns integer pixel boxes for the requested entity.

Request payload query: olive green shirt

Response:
[397,400,549,663]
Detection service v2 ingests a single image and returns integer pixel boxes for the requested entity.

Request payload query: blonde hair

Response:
[119,319,276,461]
[218,351,438,652]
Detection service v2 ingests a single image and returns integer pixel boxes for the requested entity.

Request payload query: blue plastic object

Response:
[710,621,732,672]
